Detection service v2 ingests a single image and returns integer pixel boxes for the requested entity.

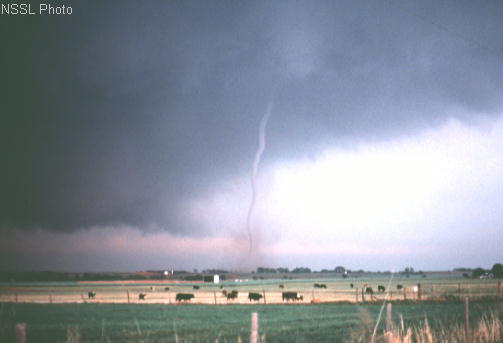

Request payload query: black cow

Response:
[278,284,285,289]
[314,283,327,288]
[138,293,147,300]
[397,284,403,290]
[248,292,263,302]
[164,287,170,291]
[378,285,385,292]
[350,283,354,289]
[193,285,200,290]
[88,291,96,299]
[226,290,238,300]
[365,287,374,295]
[176,293,195,302]
[282,292,303,301]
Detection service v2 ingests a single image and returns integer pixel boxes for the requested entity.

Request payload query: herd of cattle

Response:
[86,282,405,303]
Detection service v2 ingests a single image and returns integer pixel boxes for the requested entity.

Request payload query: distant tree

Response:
[276,267,289,273]
[292,267,311,273]
[334,266,346,273]
[472,267,486,278]
[491,264,503,278]
[256,267,277,273]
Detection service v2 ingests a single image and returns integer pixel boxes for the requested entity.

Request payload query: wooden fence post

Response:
[403,288,406,300]
[250,312,258,343]
[497,281,502,297]
[127,289,130,304]
[49,293,53,304]
[262,290,266,304]
[386,303,392,332]
[458,283,461,296]
[15,323,26,343]
[15,293,18,303]
[16,323,26,343]
[355,288,359,303]
[213,292,217,305]
[362,288,365,302]
[464,297,470,340]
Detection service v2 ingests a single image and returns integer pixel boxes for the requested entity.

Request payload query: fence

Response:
[1,281,501,304]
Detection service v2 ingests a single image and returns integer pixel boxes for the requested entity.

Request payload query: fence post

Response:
[15,323,26,343]
[458,283,461,296]
[464,297,470,340]
[431,285,435,300]
[49,293,53,304]
[250,312,258,343]
[262,290,266,304]
[214,292,217,305]
[362,288,365,302]
[15,293,18,303]
[403,288,406,300]
[355,288,359,303]
[127,289,130,304]
[386,303,392,332]
[498,281,502,297]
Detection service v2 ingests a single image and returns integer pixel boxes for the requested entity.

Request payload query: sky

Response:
[1,0,503,272]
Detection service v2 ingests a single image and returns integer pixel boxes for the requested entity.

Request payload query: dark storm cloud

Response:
[1,0,503,233]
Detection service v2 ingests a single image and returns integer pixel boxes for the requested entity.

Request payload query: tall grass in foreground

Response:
[352,312,501,343]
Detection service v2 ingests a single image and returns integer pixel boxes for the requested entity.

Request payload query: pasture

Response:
[0,276,501,304]
[1,277,502,341]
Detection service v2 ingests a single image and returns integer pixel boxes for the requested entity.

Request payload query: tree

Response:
[491,263,503,278]
[472,267,486,278]
[334,266,346,273]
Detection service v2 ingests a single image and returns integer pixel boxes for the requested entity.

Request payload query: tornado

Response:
[246,100,273,255]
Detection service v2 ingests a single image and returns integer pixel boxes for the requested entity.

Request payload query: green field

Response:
[1,299,502,342]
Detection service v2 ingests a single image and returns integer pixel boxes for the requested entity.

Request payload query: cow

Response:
[176,293,195,302]
[164,287,170,291]
[365,287,374,295]
[222,290,228,296]
[314,283,327,288]
[193,285,200,290]
[219,285,224,289]
[138,293,147,300]
[397,284,403,290]
[88,291,96,299]
[278,284,285,289]
[282,292,303,302]
[377,285,385,292]
[350,283,354,289]
[248,292,263,302]
[226,290,238,300]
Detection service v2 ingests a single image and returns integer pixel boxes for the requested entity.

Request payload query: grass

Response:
[1,277,501,304]
[1,298,502,342]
